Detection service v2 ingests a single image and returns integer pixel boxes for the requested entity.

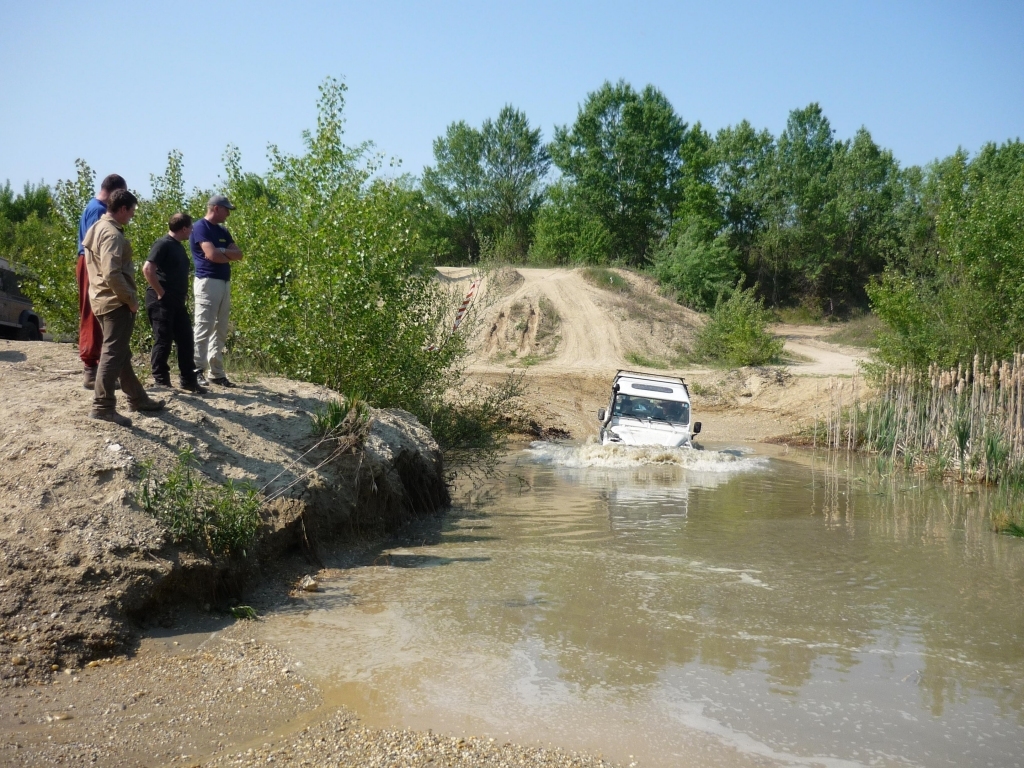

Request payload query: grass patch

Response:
[580,266,632,294]
[310,394,369,439]
[823,313,883,348]
[689,381,717,397]
[138,446,261,559]
[625,351,669,369]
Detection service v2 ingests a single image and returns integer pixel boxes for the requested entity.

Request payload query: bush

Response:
[692,285,784,366]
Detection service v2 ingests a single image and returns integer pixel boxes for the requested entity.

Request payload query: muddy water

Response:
[262,443,1024,768]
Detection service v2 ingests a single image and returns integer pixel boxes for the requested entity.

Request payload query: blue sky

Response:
[1,0,1021,195]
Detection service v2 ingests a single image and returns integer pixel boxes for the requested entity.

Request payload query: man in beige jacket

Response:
[81,189,164,426]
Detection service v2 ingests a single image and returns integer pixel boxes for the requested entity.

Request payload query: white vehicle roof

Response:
[612,370,690,403]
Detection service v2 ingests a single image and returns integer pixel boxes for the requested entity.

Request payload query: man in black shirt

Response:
[143,213,206,393]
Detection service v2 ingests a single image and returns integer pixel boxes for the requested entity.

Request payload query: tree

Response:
[479,106,550,258]
[653,216,740,310]
[422,121,486,261]
[549,80,688,265]
[869,141,1024,367]
[530,180,612,265]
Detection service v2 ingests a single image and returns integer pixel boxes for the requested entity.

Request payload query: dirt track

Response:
[440,266,870,443]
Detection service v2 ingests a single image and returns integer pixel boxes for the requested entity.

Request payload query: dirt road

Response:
[440,266,870,442]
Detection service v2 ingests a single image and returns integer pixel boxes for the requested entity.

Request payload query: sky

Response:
[1,0,1022,196]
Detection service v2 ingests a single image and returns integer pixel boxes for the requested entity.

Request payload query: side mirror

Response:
[692,422,702,434]
[598,408,606,421]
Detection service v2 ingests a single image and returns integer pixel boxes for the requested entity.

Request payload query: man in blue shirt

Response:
[190,194,244,387]
[77,173,127,389]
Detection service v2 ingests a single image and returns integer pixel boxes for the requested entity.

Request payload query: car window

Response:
[613,394,689,424]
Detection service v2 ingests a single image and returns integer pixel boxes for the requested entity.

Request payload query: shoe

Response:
[153,376,171,387]
[179,380,208,394]
[210,377,237,388]
[90,410,132,427]
[195,372,210,387]
[128,397,165,413]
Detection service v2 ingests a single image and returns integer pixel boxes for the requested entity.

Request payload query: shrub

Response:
[692,285,784,366]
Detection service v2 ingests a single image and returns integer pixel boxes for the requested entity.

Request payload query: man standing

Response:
[191,194,244,387]
[143,213,206,394]
[81,189,165,427]
[77,174,127,389]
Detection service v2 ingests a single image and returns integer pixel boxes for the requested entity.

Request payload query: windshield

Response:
[612,393,689,424]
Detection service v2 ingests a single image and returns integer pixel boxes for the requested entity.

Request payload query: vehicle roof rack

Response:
[614,369,686,385]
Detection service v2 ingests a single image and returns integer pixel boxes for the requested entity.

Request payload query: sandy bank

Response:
[0,339,447,681]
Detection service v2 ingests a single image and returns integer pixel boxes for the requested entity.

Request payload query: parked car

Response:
[598,370,702,447]
[0,257,45,340]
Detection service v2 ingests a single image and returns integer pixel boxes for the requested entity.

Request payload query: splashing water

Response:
[524,440,767,472]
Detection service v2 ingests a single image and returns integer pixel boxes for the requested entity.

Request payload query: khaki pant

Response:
[193,277,231,380]
[93,305,147,413]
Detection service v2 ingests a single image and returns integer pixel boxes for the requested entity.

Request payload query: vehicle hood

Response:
[605,418,692,447]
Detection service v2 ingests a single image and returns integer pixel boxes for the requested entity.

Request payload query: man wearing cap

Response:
[190,194,244,387]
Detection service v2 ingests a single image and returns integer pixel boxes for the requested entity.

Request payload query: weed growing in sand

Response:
[230,605,259,620]
[138,446,261,559]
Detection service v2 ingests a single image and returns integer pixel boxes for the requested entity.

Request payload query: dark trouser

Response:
[146,288,197,383]
[93,305,147,413]
[76,255,102,368]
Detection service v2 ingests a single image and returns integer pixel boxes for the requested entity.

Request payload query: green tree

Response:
[479,106,550,259]
[0,180,51,225]
[549,80,688,265]
[869,141,1024,367]
[422,120,486,261]
[423,106,549,263]
[529,180,612,265]
[653,215,740,310]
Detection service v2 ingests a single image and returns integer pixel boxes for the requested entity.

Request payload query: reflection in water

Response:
[262,444,1024,768]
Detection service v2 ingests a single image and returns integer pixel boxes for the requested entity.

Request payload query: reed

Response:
[817,354,1024,489]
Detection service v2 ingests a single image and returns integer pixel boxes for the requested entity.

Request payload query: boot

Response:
[90,410,132,427]
[128,397,165,413]
[83,366,97,389]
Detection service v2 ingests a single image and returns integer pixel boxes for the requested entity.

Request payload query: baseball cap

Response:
[208,194,236,210]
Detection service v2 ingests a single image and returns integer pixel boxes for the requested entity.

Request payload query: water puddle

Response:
[261,443,1024,767]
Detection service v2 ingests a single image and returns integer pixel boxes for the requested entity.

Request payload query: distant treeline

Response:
[3,78,1023,371]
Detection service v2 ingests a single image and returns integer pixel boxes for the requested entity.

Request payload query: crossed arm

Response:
[200,241,244,264]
